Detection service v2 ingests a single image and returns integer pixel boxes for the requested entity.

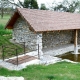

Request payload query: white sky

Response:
[37,0,63,7]
[15,0,64,8]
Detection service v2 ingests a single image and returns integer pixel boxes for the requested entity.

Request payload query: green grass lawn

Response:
[0,15,11,25]
[0,61,80,80]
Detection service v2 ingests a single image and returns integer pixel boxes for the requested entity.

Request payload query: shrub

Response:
[0,24,12,35]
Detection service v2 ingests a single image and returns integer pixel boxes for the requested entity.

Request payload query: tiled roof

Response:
[5,8,80,32]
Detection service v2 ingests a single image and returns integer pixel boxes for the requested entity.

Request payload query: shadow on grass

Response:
[47,75,55,80]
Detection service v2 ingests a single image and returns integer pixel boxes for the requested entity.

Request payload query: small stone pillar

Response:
[37,33,43,57]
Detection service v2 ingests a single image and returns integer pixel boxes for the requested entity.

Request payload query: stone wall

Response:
[13,17,38,50]
[12,17,80,52]
[42,30,74,49]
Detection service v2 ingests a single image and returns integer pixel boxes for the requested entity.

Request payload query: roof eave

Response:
[35,29,77,33]
[5,10,20,29]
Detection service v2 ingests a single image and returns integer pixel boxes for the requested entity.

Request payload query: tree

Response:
[40,3,48,10]
[6,0,39,9]
[24,0,38,9]
[6,0,23,8]
[0,0,3,18]
[0,0,11,18]
[52,0,80,13]
[0,0,39,18]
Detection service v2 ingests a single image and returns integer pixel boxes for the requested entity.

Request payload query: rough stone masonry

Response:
[42,30,74,48]
[12,17,80,55]
[13,17,42,52]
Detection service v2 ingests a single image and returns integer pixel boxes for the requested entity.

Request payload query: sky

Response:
[39,0,64,7]
[37,0,63,7]
[14,0,64,8]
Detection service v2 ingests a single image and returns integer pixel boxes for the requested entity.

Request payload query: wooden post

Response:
[16,49,18,66]
[74,29,78,54]
[23,42,25,54]
[2,45,4,61]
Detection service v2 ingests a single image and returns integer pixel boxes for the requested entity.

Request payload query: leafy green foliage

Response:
[24,0,39,9]
[40,3,48,10]
[53,0,80,13]
[0,24,12,36]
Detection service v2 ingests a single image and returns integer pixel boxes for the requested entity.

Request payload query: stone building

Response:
[5,8,80,56]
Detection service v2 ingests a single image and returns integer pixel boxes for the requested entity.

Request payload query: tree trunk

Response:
[1,8,3,19]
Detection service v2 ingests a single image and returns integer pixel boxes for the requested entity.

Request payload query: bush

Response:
[0,24,12,35]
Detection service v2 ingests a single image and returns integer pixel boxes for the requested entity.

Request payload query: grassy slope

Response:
[0,15,23,59]
[0,62,80,80]
[0,15,11,58]
[0,15,10,25]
